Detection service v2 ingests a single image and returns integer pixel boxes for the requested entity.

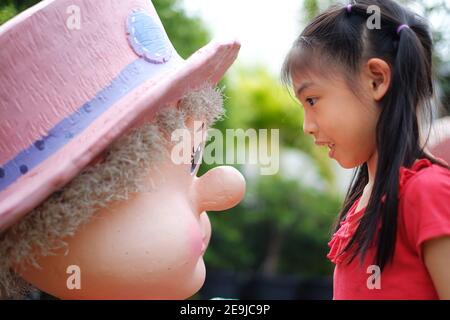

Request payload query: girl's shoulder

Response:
[399,157,450,199]
[398,158,450,255]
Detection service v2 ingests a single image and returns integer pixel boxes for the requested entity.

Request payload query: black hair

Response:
[281,0,450,271]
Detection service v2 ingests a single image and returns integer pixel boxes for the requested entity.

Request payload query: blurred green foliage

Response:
[201,66,341,276]
[204,174,341,276]
[0,2,16,24]
[221,67,336,186]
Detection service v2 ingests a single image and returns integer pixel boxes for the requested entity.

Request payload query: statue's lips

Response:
[200,232,209,255]
[201,242,207,255]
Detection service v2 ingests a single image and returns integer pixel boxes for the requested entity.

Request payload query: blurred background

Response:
[2,0,449,300]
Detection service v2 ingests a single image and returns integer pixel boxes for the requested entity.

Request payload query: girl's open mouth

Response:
[328,143,336,158]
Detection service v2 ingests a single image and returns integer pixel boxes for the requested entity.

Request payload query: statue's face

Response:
[17,119,246,299]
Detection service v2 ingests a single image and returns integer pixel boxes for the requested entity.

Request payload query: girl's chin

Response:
[337,160,355,169]
[337,156,367,170]
[334,153,357,169]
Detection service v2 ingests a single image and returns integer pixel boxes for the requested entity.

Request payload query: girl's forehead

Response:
[292,71,323,93]
[292,68,346,91]
[288,49,349,91]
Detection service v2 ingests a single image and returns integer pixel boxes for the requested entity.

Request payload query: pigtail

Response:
[342,2,444,270]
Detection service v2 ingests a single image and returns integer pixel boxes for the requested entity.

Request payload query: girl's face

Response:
[292,70,381,169]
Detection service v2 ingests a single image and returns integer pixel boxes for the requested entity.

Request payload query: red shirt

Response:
[328,158,450,299]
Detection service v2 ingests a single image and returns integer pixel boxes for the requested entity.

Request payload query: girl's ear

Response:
[365,58,391,102]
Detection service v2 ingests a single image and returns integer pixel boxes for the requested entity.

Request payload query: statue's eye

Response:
[190,144,203,175]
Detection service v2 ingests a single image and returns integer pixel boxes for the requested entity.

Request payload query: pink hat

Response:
[0,0,240,232]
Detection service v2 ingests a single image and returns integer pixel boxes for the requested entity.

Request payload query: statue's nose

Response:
[194,166,246,212]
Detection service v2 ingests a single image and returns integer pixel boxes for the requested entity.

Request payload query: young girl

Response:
[282,0,450,299]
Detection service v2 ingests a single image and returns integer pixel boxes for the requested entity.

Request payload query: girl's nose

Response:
[194,166,246,212]
[303,112,318,136]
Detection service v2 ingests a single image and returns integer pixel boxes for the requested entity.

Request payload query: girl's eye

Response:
[305,97,317,107]
[190,144,203,175]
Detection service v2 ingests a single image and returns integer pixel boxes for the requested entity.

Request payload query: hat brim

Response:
[0,39,240,232]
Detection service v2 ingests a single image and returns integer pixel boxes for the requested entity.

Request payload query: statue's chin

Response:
[17,255,206,300]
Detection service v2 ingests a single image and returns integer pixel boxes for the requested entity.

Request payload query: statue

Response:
[0,0,245,299]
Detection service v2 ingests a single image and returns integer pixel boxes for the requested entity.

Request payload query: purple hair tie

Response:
[397,24,410,34]
[346,4,352,13]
